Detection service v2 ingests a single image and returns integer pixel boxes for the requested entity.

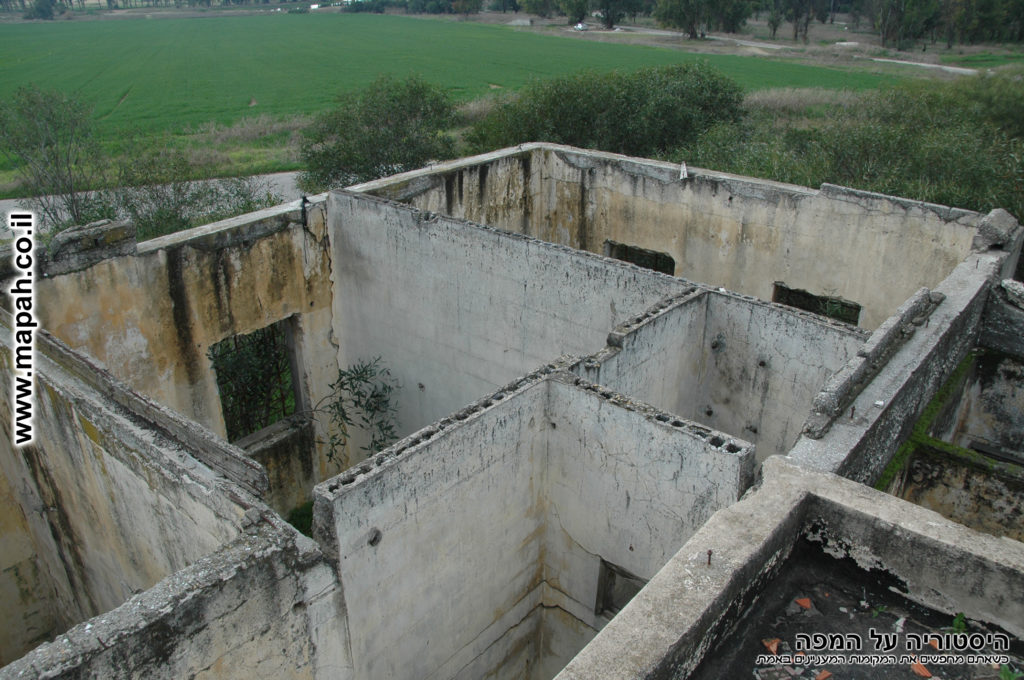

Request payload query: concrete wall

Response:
[931,350,1024,460]
[316,381,549,680]
[0,451,56,666]
[359,144,982,330]
[574,290,865,461]
[0,320,249,663]
[889,444,1024,542]
[313,369,754,680]
[24,203,343,507]
[789,250,1006,483]
[542,377,755,653]
[35,205,334,437]
[327,191,687,440]
[557,457,1024,680]
[0,523,349,680]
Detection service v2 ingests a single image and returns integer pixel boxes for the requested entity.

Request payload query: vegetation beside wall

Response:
[682,71,1024,220]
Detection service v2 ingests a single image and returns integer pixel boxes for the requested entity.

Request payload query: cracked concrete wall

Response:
[313,371,753,680]
[361,145,981,330]
[0,325,248,665]
[327,191,688,442]
[576,291,864,462]
[0,524,348,680]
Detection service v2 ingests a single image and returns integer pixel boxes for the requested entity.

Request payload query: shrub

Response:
[299,75,455,191]
[467,63,743,158]
[112,148,280,241]
[683,78,1024,220]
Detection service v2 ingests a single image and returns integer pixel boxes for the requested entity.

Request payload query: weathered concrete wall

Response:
[240,417,318,515]
[888,444,1024,542]
[0,321,249,662]
[557,457,1024,680]
[22,202,343,510]
[0,523,349,680]
[327,191,687,440]
[315,381,549,680]
[789,250,1005,483]
[542,376,755,660]
[32,203,335,443]
[358,144,982,330]
[313,368,753,680]
[0,451,56,666]
[931,350,1024,461]
[574,290,864,461]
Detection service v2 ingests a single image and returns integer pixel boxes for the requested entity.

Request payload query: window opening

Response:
[773,282,862,326]
[595,559,647,618]
[603,240,675,276]
[209,318,297,442]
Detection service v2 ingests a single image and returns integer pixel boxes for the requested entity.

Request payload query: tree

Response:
[710,0,752,30]
[596,0,641,26]
[558,0,588,22]
[299,75,456,192]
[520,0,554,16]
[765,0,785,35]
[654,0,709,36]
[0,86,113,229]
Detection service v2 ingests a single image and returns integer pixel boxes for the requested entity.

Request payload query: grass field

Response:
[0,13,898,137]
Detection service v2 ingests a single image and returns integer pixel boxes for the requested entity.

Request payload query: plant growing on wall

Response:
[314,357,400,462]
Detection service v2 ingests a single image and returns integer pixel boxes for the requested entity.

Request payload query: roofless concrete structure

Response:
[1,144,1022,679]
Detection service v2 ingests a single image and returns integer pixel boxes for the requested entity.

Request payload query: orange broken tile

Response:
[762,638,780,654]
[795,597,813,610]
[911,660,933,677]
[928,638,939,650]
[815,671,833,680]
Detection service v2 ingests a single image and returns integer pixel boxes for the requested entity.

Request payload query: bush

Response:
[684,78,1024,220]
[113,148,281,241]
[298,75,455,192]
[467,63,744,158]
[0,86,113,228]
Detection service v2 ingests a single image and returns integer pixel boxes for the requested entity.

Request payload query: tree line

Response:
[9,0,1024,48]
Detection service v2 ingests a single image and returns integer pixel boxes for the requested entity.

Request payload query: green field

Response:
[0,13,897,136]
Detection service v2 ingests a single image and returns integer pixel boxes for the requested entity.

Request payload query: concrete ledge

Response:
[556,456,1024,679]
[805,287,943,438]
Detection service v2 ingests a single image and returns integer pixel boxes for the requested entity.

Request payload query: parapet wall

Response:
[0,522,344,680]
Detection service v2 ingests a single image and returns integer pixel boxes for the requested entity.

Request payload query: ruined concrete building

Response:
[1,143,1022,679]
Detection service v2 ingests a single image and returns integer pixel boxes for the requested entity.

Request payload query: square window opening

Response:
[596,559,647,618]
[603,240,676,276]
[772,282,862,326]
[209,318,298,442]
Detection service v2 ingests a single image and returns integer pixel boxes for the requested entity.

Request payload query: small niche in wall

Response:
[595,559,647,618]
[772,282,862,326]
[209,317,299,442]
[603,240,676,276]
